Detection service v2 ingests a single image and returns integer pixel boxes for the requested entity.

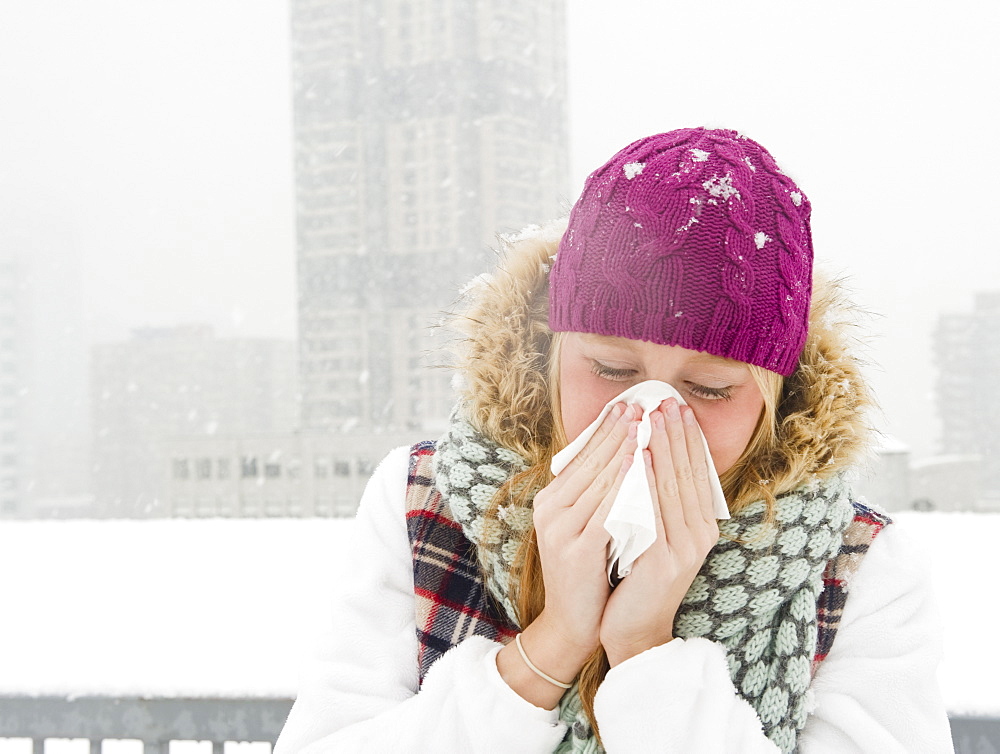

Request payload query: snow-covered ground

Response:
[893,512,998,717]
[0,519,350,699]
[0,512,995,714]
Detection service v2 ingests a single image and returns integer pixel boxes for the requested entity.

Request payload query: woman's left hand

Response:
[599,398,721,667]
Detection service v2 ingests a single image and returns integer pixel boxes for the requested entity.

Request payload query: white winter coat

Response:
[273,445,954,754]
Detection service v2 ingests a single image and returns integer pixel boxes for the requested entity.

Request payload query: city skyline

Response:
[0,1,997,468]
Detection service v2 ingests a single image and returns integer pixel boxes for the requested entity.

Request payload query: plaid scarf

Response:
[407,410,888,753]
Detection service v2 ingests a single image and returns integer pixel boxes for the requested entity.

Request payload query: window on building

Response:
[241,498,260,516]
[217,497,236,517]
[217,458,231,479]
[357,458,374,476]
[334,460,351,476]
[173,497,193,516]
[241,457,259,478]
[334,497,356,516]
[172,458,190,480]
[315,498,333,517]
[314,459,330,478]
[195,458,212,480]
[264,462,282,479]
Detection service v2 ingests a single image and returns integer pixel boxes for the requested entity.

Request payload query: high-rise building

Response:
[290,0,569,436]
[91,326,299,517]
[0,254,22,515]
[934,291,1000,500]
[15,243,92,518]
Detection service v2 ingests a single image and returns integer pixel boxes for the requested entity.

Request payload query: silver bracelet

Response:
[514,632,573,689]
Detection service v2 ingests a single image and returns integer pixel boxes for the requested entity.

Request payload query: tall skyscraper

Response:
[934,291,1000,500]
[0,246,90,518]
[290,0,569,435]
[0,254,22,515]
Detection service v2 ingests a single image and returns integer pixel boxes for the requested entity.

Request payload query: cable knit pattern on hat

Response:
[549,128,813,376]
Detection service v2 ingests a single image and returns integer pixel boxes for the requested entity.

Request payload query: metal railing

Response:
[0,696,293,753]
[3,696,1000,752]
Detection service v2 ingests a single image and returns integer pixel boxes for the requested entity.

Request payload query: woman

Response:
[275,128,952,752]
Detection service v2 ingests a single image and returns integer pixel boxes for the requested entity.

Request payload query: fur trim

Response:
[775,271,875,487]
[448,219,872,486]
[450,220,567,464]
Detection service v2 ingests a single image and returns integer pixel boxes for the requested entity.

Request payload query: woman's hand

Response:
[496,402,639,709]
[530,402,639,656]
[599,399,720,667]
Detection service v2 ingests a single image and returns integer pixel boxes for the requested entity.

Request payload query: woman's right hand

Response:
[496,402,637,709]
[530,402,639,656]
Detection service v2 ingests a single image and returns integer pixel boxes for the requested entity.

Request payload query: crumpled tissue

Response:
[550,380,729,582]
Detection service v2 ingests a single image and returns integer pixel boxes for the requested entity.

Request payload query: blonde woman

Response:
[276,129,952,753]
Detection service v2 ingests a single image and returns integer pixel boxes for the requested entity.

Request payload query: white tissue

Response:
[550,380,729,582]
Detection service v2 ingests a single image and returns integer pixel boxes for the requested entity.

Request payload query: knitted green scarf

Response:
[434,409,854,754]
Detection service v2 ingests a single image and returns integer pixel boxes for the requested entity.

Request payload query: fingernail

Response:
[609,403,623,420]
[627,421,638,440]
[623,404,636,421]
[651,410,664,430]
[682,406,697,426]
[666,400,681,421]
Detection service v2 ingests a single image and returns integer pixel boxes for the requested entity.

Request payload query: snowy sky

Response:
[0,0,998,458]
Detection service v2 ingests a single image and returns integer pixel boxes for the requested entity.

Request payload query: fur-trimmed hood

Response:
[449,219,873,496]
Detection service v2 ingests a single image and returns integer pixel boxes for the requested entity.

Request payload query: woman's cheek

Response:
[558,368,628,443]
[694,406,758,476]
[560,388,615,443]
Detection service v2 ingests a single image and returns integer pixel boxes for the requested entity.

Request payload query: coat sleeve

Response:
[796,520,954,753]
[273,445,568,754]
[593,521,953,754]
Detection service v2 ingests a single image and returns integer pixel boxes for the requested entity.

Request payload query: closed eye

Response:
[591,361,638,381]
[686,382,734,401]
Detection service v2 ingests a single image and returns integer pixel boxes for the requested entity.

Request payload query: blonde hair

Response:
[474,271,872,740]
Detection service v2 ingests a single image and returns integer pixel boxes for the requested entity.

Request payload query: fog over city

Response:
[3,1,997,468]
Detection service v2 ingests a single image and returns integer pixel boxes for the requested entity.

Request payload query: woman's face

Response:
[557,332,766,475]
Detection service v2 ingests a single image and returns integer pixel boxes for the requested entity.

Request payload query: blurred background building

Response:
[4,1,994,521]
[932,290,1000,510]
[3,0,573,521]
[0,244,91,519]
[853,289,1000,514]
[164,431,388,518]
[291,0,570,440]
[0,253,22,516]
[91,326,298,517]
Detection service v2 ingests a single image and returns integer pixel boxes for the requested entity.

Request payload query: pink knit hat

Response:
[549,128,812,376]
